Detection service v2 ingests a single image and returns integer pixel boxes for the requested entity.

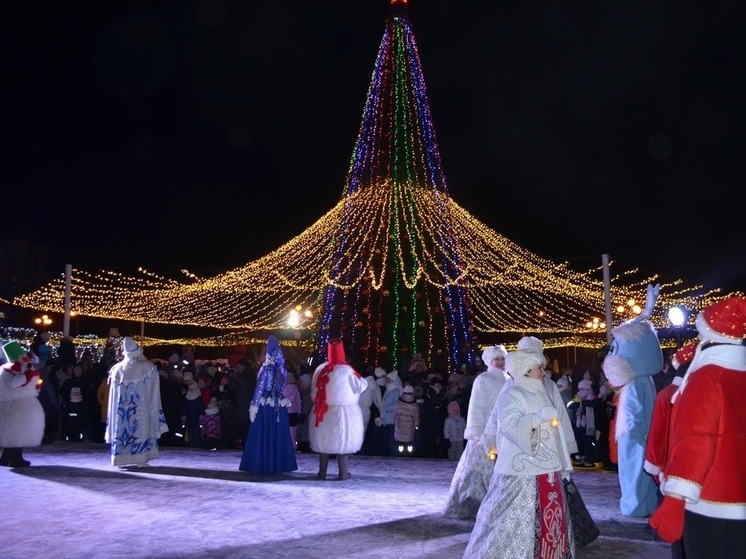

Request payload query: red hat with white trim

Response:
[672,342,697,370]
[695,296,746,345]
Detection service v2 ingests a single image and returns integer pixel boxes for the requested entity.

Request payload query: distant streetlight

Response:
[34,315,53,329]
[585,317,606,330]
[287,309,300,328]
[288,305,314,347]
[668,306,686,348]
[616,299,642,317]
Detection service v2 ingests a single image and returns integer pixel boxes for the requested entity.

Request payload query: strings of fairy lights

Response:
[10,3,728,369]
[11,187,720,353]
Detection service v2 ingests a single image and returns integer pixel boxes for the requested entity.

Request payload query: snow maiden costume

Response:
[309,338,367,480]
[602,284,663,517]
[0,341,44,467]
[106,337,168,467]
[650,296,746,559]
[443,344,508,519]
[239,335,297,475]
[464,348,575,559]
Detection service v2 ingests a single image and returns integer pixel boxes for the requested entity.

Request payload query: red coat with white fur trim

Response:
[663,363,746,519]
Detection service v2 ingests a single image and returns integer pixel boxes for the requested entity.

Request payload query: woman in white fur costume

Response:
[464,347,576,559]
[106,337,169,467]
[309,338,367,480]
[0,341,44,467]
[443,344,509,519]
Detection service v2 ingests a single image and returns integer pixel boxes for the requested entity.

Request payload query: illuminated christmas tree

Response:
[316,0,475,371]
[13,0,718,370]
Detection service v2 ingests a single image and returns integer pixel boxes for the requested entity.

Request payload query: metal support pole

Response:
[602,254,613,345]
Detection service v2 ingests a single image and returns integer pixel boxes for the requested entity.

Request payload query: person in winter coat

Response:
[0,341,44,467]
[181,371,204,448]
[309,338,367,480]
[232,359,256,448]
[358,366,384,455]
[379,370,403,456]
[59,364,89,442]
[295,370,313,453]
[106,337,169,467]
[199,397,223,448]
[443,344,508,519]
[215,372,239,449]
[421,375,448,458]
[393,384,420,456]
[283,371,302,451]
[443,400,466,461]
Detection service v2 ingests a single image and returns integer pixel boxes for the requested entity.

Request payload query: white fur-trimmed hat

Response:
[505,349,545,378]
[516,336,547,367]
[481,345,507,365]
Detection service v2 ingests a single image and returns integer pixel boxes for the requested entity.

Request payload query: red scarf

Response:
[313,338,360,427]
[313,362,335,427]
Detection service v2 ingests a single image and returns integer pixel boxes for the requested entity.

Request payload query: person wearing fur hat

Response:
[464,346,576,558]
[443,344,509,519]
[649,296,746,558]
[602,284,664,517]
[479,337,578,473]
[393,384,420,456]
[572,372,602,469]
[0,341,44,467]
[379,369,403,456]
[106,337,168,467]
[239,335,297,475]
[309,338,367,480]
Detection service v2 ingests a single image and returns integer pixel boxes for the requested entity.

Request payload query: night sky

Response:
[4,1,745,295]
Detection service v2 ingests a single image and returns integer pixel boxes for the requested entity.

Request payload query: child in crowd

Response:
[393,384,420,456]
[443,400,466,461]
[199,397,223,449]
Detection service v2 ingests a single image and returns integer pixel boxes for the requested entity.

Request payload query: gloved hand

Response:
[374,417,383,427]
[649,496,686,543]
[249,404,258,423]
[532,406,559,427]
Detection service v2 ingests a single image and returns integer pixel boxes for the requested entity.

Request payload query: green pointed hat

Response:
[2,341,27,364]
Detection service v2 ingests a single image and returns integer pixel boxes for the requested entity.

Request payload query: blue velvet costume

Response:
[239,336,297,475]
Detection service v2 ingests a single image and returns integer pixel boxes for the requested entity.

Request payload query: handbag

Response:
[563,477,600,549]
